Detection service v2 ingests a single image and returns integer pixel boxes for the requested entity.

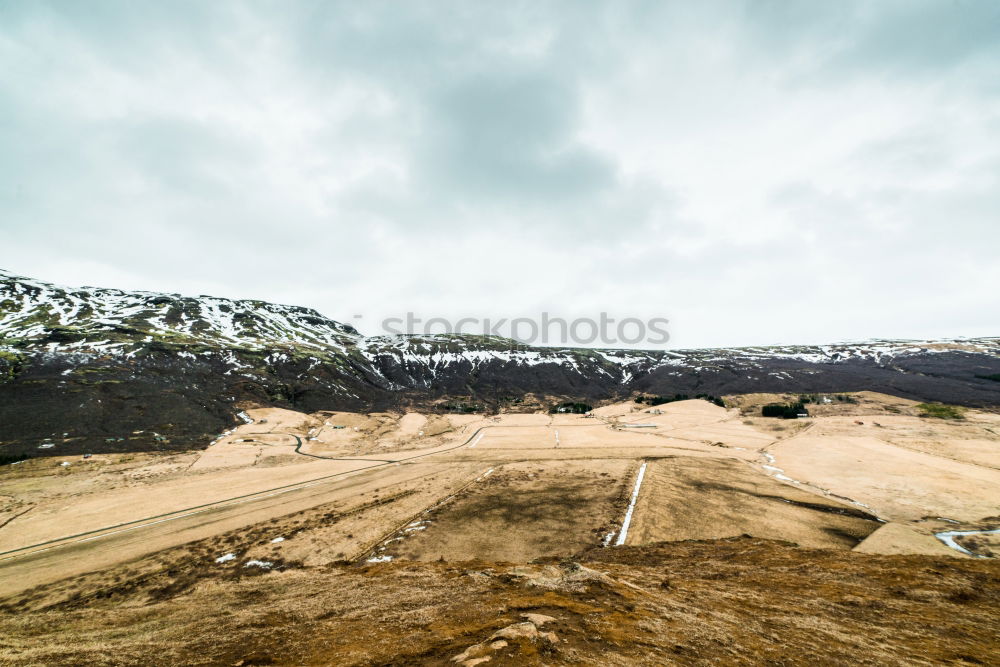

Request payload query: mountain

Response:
[2,269,999,456]
[0,270,362,353]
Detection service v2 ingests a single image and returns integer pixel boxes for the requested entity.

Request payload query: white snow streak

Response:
[935,528,1000,558]
[615,462,647,547]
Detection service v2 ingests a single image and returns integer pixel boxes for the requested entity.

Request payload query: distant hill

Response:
[2,269,999,455]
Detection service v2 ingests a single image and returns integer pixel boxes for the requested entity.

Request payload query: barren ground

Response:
[1,393,998,664]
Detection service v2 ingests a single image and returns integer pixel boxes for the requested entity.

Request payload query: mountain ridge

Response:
[4,267,998,362]
[2,269,999,456]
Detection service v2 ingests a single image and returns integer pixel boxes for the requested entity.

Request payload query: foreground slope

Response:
[1,539,997,666]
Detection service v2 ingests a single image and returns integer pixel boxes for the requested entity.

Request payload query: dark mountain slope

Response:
[2,269,998,456]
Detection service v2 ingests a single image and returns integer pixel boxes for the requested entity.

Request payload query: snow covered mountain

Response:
[1,269,999,455]
[4,268,998,378]
[0,270,360,354]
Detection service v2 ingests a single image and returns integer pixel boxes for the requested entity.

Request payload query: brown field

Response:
[1,393,998,664]
[626,457,880,549]
[374,460,634,563]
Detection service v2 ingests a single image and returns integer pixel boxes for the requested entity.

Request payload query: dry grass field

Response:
[1,393,998,664]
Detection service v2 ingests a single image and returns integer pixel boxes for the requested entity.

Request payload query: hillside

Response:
[3,538,998,666]
[2,269,999,455]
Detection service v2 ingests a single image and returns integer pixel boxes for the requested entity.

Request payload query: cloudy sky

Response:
[2,1,998,348]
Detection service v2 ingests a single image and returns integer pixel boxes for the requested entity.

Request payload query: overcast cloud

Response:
[2,0,998,348]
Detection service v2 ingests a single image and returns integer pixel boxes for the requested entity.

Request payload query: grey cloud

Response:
[827,1,1000,75]
[112,117,256,197]
[0,1,997,347]
[738,0,1000,82]
[420,73,615,201]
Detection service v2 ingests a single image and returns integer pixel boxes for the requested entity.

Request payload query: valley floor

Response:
[0,393,998,664]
